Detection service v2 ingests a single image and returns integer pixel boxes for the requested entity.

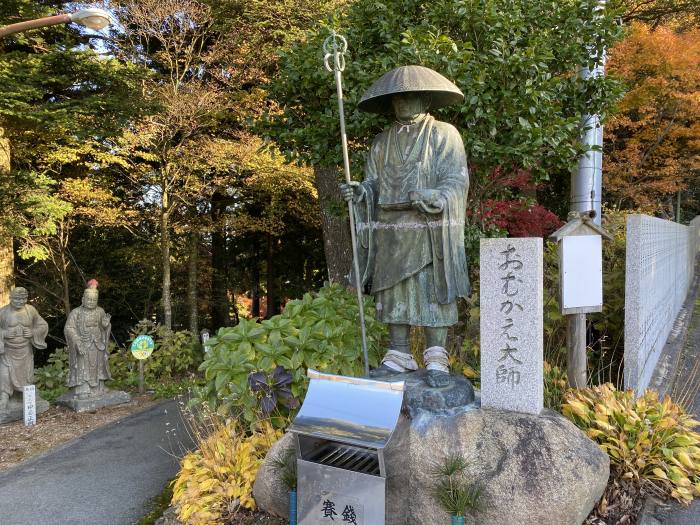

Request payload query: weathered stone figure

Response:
[0,287,48,410]
[341,65,470,387]
[65,281,112,398]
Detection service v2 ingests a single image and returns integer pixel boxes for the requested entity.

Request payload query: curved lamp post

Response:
[0,8,112,39]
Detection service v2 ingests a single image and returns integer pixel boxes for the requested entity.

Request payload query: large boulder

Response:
[253,431,296,518]
[254,405,609,525]
[384,407,609,524]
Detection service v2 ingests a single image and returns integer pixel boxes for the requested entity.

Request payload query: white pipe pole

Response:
[567,1,607,388]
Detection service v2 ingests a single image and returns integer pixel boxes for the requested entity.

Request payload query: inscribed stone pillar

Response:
[480,238,543,415]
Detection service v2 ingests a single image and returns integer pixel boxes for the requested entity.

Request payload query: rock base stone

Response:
[254,372,609,525]
[57,389,131,412]
[0,395,49,424]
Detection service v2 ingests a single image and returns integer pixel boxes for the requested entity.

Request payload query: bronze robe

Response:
[0,304,48,395]
[356,115,470,326]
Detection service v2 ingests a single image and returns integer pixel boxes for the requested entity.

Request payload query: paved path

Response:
[640,275,700,525]
[0,399,194,525]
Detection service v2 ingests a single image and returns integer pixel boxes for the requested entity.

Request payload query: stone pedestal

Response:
[369,368,475,417]
[57,389,131,413]
[0,394,49,425]
[254,371,609,525]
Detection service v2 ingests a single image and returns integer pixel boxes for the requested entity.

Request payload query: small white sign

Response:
[561,235,603,313]
[201,330,210,353]
[23,385,36,427]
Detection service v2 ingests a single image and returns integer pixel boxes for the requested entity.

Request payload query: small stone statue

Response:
[0,287,49,420]
[59,280,130,411]
[340,65,470,388]
[65,280,112,397]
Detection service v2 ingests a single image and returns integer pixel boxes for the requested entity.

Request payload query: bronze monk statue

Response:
[341,65,470,387]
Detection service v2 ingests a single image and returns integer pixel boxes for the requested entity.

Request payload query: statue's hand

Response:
[101,314,111,327]
[339,181,364,203]
[22,327,32,338]
[410,189,445,214]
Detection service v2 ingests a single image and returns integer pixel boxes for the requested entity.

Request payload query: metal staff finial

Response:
[323,31,370,377]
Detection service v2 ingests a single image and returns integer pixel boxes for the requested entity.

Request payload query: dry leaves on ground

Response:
[0,395,159,472]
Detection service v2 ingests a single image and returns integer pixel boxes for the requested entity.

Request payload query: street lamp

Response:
[69,8,112,31]
[0,8,112,39]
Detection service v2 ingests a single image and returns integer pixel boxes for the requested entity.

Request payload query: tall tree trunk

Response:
[210,191,230,328]
[161,189,172,330]
[59,255,71,316]
[0,129,13,305]
[251,244,260,318]
[187,230,198,339]
[313,166,353,285]
[58,223,71,316]
[266,233,276,319]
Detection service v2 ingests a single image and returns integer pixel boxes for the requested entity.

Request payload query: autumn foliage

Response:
[605,23,700,213]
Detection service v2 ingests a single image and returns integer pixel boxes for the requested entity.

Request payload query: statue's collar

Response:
[394,112,430,133]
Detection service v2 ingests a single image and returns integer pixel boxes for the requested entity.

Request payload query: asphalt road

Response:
[651,296,700,525]
[0,399,194,525]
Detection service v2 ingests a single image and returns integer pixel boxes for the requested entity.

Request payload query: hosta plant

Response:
[563,384,700,504]
[171,418,281,524]
[543,361,568,411]
[196,282,386,428]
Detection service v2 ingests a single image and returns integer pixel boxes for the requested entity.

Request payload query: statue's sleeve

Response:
[0,307,7,354]
[352,135,385,286]
[433,124,469,199]
[64,310,80,349]
[28,305,48,350]
[99,308,111,349]
[430,123,471,302]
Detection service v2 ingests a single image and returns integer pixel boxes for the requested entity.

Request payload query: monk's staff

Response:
[323,31,369,377]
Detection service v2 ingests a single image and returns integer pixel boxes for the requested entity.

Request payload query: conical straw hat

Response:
[358,65,464,114]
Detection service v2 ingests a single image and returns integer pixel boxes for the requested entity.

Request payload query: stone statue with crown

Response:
[340,65,470,388]
[58,279,130,412]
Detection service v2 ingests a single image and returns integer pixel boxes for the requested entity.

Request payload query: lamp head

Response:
[69,8,112,30]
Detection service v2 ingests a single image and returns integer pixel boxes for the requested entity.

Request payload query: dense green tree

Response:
[0,1,148,354]
[263,0,624,275]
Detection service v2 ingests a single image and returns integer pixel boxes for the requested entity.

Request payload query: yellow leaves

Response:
[462,365,478,379]
[605,22,700,212]
[171,418,280,524]
[652,467,668,480]
[563,383,700,506]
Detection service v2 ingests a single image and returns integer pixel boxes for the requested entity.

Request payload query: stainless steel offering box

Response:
[289,369,405,525]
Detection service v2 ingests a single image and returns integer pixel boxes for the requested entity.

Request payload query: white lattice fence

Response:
[691,216,700,267]
[624,214,699,395]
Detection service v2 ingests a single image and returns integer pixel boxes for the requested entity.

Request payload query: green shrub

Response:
[563,384,700,505]
[589,207,628,386]
[109,321,202,394]
[196,282,386,427]
[543,361,568,411]
[34,348,69,402]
